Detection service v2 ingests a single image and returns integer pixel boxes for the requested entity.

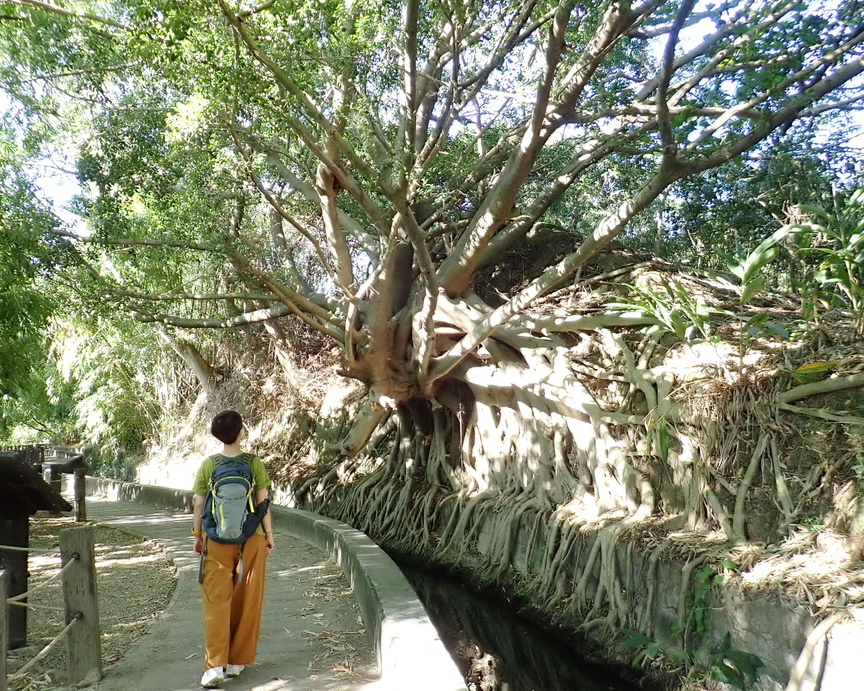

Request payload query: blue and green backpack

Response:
[201,453,267,544]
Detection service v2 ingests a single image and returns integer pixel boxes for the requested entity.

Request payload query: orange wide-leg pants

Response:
[200,533,267,669]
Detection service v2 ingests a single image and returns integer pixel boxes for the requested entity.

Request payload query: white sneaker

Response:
[201,667,224,688]
[225,664,245,677]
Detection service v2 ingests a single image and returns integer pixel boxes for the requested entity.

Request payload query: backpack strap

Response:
[207,453,252,487]
[205,454,221,490]
[212,452,254,469]
[236,543,246,583]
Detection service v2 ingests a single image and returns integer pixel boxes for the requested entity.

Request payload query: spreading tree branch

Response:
[428,164,681,385]
[8,0,129,29]
[134,303,294,328]
[778,372,864,405]
[439,0,641,295]
[50,229,221,252]
[228,119,346,292]
[248,139,380,257]
[655,0,697,160]
[216,0,381,185]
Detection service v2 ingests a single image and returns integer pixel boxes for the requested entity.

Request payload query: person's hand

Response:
[194,535,205,555]
[265,532,275,555]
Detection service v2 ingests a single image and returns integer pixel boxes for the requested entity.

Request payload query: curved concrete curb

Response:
[84,477,467,691]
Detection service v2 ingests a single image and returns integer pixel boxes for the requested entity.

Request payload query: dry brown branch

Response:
[778,373,864,405]
[9,0,129,29]
[778,403,864,426]
[785,611,845,691]
[732,433,769,540]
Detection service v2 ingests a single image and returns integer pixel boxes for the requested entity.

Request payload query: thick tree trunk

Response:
[158,330,217,398]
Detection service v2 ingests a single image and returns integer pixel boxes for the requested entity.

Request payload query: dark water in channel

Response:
[396,561,658,691]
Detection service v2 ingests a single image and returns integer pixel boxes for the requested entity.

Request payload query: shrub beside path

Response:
[85,496,377,691]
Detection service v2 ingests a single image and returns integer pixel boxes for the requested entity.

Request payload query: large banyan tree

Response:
[6,0,864,662]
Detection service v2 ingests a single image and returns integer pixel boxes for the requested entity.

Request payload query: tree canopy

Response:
[3,1,863,421]
[0,0,862,472]
[0,123,64,435]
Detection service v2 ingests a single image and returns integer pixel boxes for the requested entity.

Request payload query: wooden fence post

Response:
[0,569,7,691]
[0,516,28,649]
[73,468,87,522]
[59,526,102,684]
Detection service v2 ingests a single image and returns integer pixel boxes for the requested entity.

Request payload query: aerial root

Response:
[637,542,668,636]
[302,343,841,654]
[785,611,845,691]
[677,554,709,648]
[573,533,603,607]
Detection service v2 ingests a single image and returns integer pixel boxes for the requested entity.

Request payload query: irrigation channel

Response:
[397,560,659,691]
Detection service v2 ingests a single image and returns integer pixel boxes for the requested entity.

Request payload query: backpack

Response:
[201,453,267,544]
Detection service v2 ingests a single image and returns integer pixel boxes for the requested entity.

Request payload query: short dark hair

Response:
[210,410,244,444]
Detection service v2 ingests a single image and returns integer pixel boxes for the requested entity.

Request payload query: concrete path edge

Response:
[83,477,467,691]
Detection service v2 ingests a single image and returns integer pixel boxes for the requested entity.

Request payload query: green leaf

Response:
[657,421,671,462]
[721,559,740,571]
[796,203,830,220]
[725,650,765,681]
[792,361,835,383]
[665,645,691,663]
[696,565,717,582]
[763,322,791,340]
[735,225,797,284]
[744,313,769,334]
[713,661,746,689]
[715,631,733,656]
[796,361,835,374]
[619,628,654,647]
[630,650,648,666]
[741,276,765,305]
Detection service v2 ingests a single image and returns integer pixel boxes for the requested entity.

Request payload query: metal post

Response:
[0,569,8,691]
[59,526,102,684]
[74,468,87,522]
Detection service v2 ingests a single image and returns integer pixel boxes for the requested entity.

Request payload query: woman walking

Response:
[191,410,275,688]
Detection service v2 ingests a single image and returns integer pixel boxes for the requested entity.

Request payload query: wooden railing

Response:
[1,526,102,690]
[0,445,88,521]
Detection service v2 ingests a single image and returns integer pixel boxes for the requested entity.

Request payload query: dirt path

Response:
[6,497,376,691]
[6,516,176,691]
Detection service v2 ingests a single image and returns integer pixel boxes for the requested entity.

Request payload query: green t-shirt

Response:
[193,453,272,536]
[193,453,271,495]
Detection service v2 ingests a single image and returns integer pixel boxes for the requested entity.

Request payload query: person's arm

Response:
[256,488,275,553]
[192,494,206,555]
